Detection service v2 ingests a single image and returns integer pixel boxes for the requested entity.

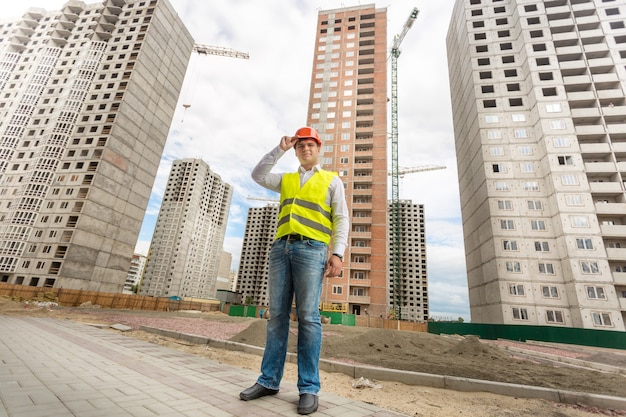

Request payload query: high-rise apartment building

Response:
[140,159,232,299]
[447,0,626,330]
[123,253,146,294]
[0,0,193,292]
[308,5,389,317]
[387,200,428,321]
[236,204,278,306]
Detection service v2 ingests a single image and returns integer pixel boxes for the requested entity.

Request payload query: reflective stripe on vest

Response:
[275,170,336,244]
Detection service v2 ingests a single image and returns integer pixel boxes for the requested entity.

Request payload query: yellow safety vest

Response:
[276,170,337,244]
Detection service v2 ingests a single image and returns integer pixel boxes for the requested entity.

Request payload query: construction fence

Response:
[429,321,626,350]
[0,283,220,313]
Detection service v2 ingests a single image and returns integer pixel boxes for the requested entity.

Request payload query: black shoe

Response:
[239,383,279,401]
[297,393,318,415]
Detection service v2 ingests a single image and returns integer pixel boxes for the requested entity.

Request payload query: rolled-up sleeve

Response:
[329,176,349,256]
[251,146,285,193]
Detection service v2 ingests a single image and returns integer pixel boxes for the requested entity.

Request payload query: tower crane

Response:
[192,43,249,60]
[388,165,446,178]
[180,43,250,121]
[247,196,279,205]
[389,7,419,321]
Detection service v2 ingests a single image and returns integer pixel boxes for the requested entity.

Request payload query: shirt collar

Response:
[298,164,321,174]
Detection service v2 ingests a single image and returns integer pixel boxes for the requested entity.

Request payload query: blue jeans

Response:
[256,238,327,395]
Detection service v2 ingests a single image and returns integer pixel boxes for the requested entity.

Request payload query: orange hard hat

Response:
[295,126,321,145]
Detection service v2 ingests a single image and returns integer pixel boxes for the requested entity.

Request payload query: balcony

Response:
[614,143,626,153]
[595,202,626,215]
[571,107,600,118]
[348,295,371,304]
[601,224,626,238]
[583,43,609,54]
[575,125,607,136]
[603,105,626,118]
[351,216,372,225]
[349,278,371,287]
[351,246,372,255]
[580,143,611,155]
[597,89,624,100]
[352,188,372,197]
[567,91,596,102]
[349,262,371,270]
[608,124,626,135]
[614,271,626,285]
[584,161,616,173]
[593,73,619,84]
[589,182,623,193]
[606,247,626,261]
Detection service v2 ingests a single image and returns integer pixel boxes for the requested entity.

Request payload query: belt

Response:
[278,233,309,241]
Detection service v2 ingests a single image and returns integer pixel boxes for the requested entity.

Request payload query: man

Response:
[240,126,349,415]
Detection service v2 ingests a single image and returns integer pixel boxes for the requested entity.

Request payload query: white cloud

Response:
[3,0,469,320]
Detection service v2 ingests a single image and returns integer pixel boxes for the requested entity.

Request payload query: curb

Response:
[137,325,626,411]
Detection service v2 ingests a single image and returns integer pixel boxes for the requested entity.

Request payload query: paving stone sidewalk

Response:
[0,316,405,417]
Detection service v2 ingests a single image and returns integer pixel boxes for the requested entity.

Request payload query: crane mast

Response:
[390,7,419,321]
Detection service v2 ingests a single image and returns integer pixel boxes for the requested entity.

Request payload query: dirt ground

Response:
[1,297,625,417]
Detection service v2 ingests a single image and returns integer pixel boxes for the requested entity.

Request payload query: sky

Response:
[3,0,470,321]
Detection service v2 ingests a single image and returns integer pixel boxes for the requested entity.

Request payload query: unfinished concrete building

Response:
[447,0,626,330]
[0,0,193,292]
[236,204,278,306]
[140,159,232,299]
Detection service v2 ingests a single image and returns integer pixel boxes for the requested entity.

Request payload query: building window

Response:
[495,181,509,191]
[586,286,606,299]
[539,263,554,274]
[565,194,583,206]
[542,87,557,96]
[541,286,559,298]
[524,182,539,191]
[503,240,518,251]
[509,284,524,295]
[581,261,600,274]
[546,310,564,324]
[571,216,589,227]
[534,241,549,252]
[514,128,528,138]
[512,307,529,320]
[506,261,521,273]
[561,175,578,185]
[528,200,542,210]
[591,312,612,327]
[531,220,546,230]
[332,286,343,295]
[492,163,505,173]
[500,219,515,230]
[558,155,573,165]
[576,238,593,250]
[546,103,561,113]
[497,200,512,210]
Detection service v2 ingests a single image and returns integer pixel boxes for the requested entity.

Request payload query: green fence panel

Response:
[428,322,626,350]
[341,313,356,326]
[245,305,257,318]
[229,305,244,317]
[321,312,355,326]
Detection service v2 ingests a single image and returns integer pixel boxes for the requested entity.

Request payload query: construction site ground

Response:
[1,297,625,417]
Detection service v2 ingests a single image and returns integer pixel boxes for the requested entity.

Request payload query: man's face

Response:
[295,138,320,167]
